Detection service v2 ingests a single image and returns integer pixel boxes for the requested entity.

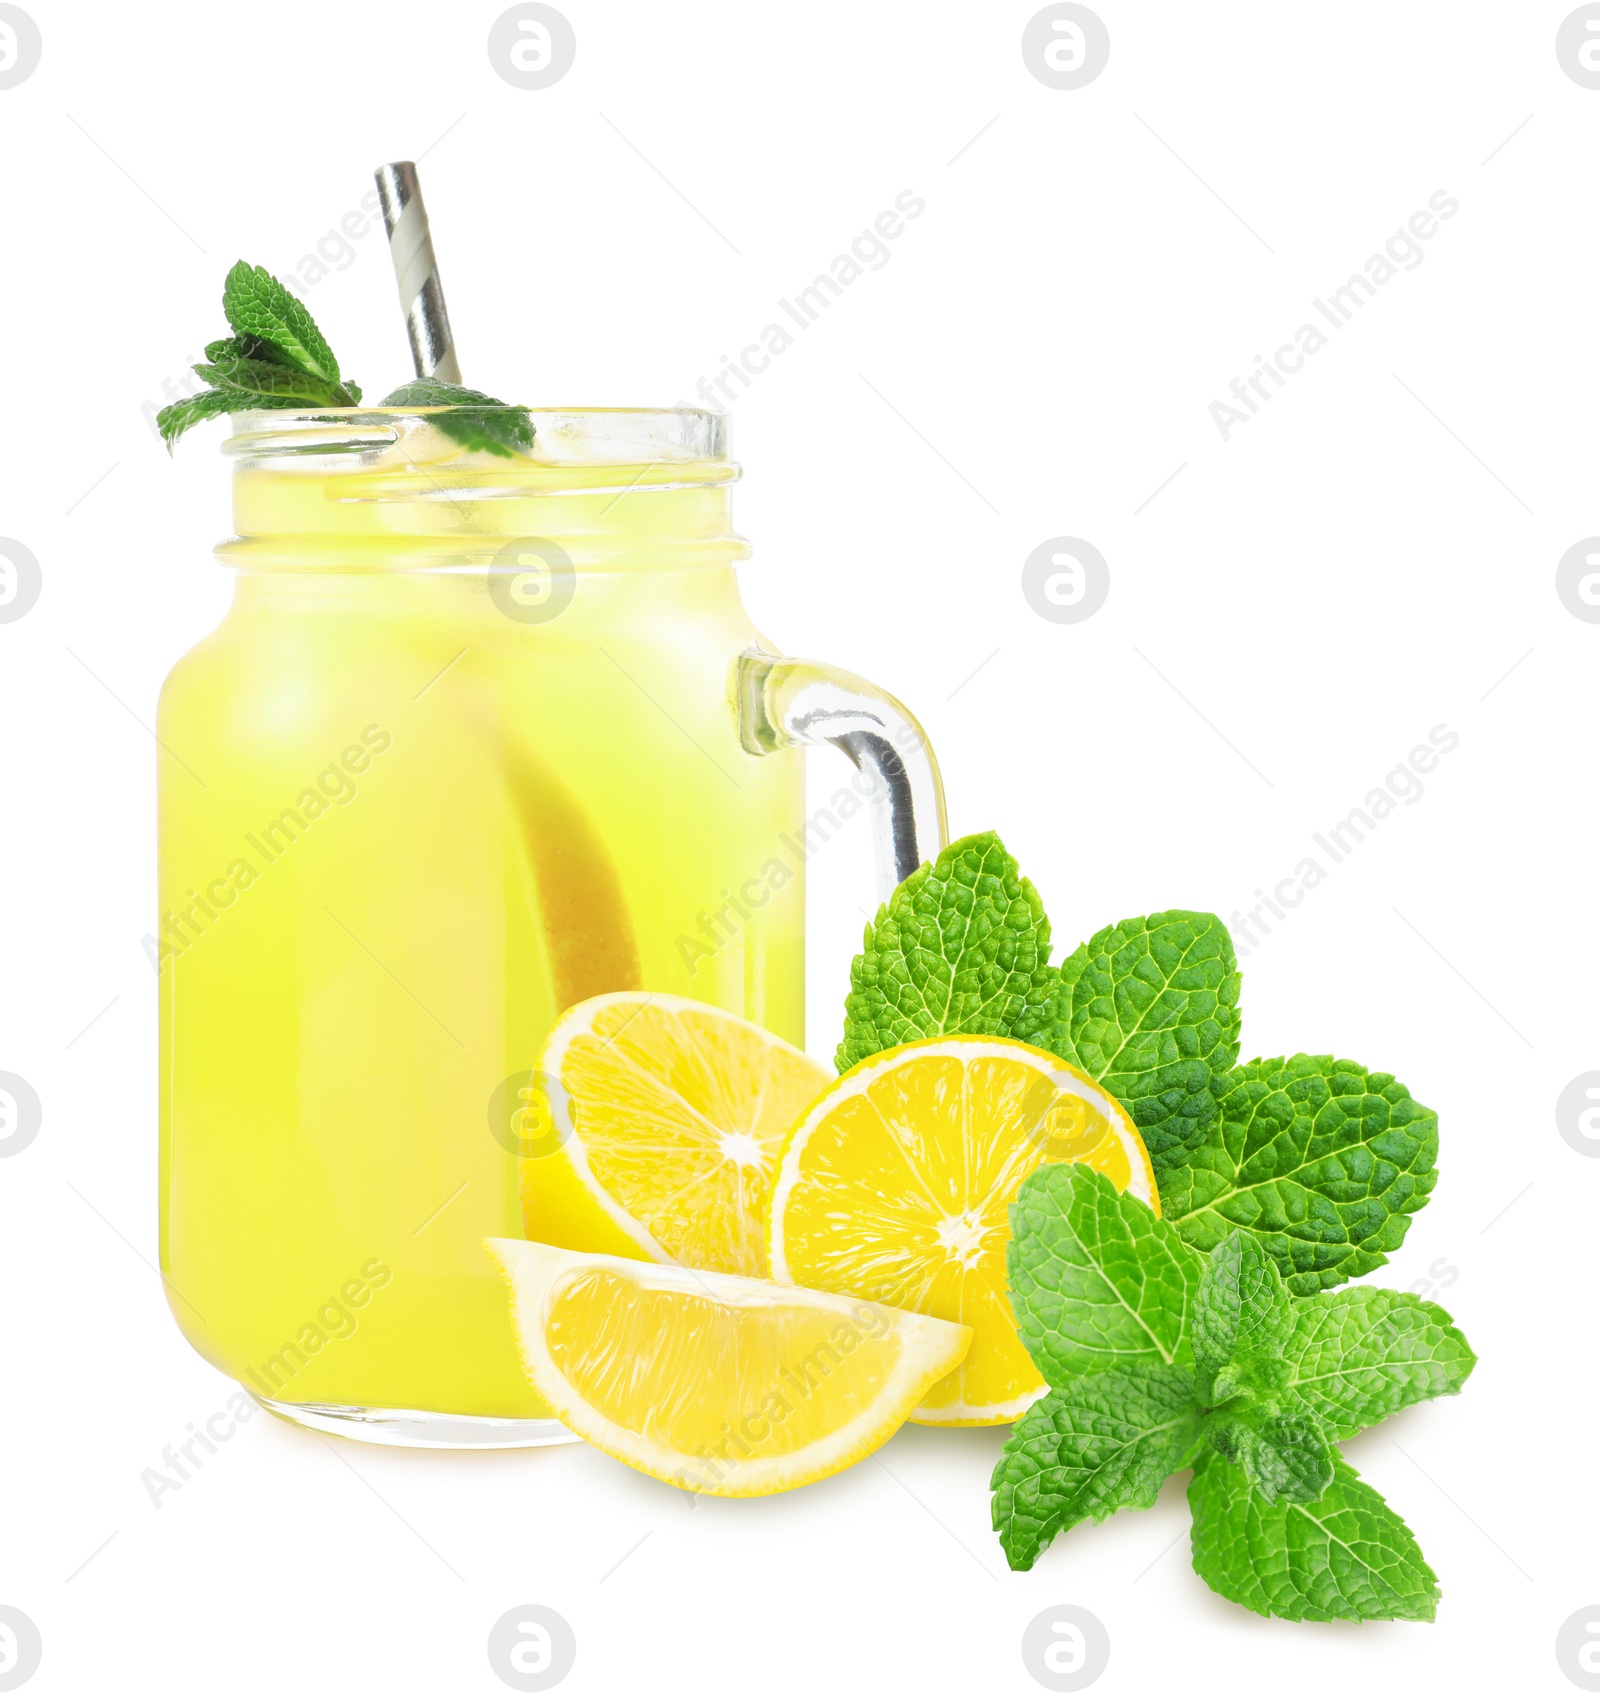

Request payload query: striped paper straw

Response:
[373,161,463,383]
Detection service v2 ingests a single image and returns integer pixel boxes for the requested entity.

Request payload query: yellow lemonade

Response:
[157,409,807,1431]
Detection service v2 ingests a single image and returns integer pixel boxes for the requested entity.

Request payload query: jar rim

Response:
[225,406,729,468]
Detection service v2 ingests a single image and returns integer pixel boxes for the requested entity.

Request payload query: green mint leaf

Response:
[1209,1409,1335,1505]
[991,1364,1201,1570]
[193,357,347,405]
[154,388,306,451]
[836,830,1054,1072]
[205,334,295,367]
[1192,1229,1294,1386]
[1280,1286,1475,1438]
[1007,1164,1204,1381]
[1188,1450,1439,1621]
[1159,1055,1439,1294]
[157,389,239,450]
[222,260,344,386]
[379,379,536,457]
[161,262,363,453]
[1035,911,1242,1178]
[201,340,362,406]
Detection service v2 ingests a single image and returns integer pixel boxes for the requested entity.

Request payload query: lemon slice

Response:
[768,1035,1157,1426]
[488,1239,970,1496]
[521,993,832,1277]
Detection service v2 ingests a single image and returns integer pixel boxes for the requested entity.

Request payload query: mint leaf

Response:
[193,356,348,404]
[379,378,535,457]
[1008,1164,1204,1380]
[836,831,1054,1072]
[1159,1056,1439,1294]
[156,389,243,450]
[205,334,295,367]
[1191,1229,1294,1386]
[1280,1286,1475,1438]
[222,260,344,386]
[155,388,315,451]
[1209,1409,1334,1505]
[161,264,364,449]
[1036,911,1241,1178]
[1188,1450,1439,1621]
[991,1365,1201,1570]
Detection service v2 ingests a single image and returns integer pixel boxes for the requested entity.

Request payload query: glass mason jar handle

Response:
[736,650,948,903]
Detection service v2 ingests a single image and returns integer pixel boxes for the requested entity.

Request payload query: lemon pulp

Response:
[769,1036,1157,1425]
[524,993,831,1276]
[491,1240,970,1495]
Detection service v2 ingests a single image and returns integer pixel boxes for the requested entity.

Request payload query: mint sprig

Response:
[839,831,1472,1618]
[990,1167,1475,1620]
[157,262,536,457]
[157,261,361,449]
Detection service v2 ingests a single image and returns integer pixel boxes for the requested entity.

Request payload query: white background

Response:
[0,1,1593,1690]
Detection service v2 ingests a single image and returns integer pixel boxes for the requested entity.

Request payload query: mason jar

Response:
[156,406,944,1446]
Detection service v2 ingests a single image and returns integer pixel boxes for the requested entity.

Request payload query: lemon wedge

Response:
[521,993,831,1277]
[489,1239,970,1496]
[768,1035,1157,1426]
